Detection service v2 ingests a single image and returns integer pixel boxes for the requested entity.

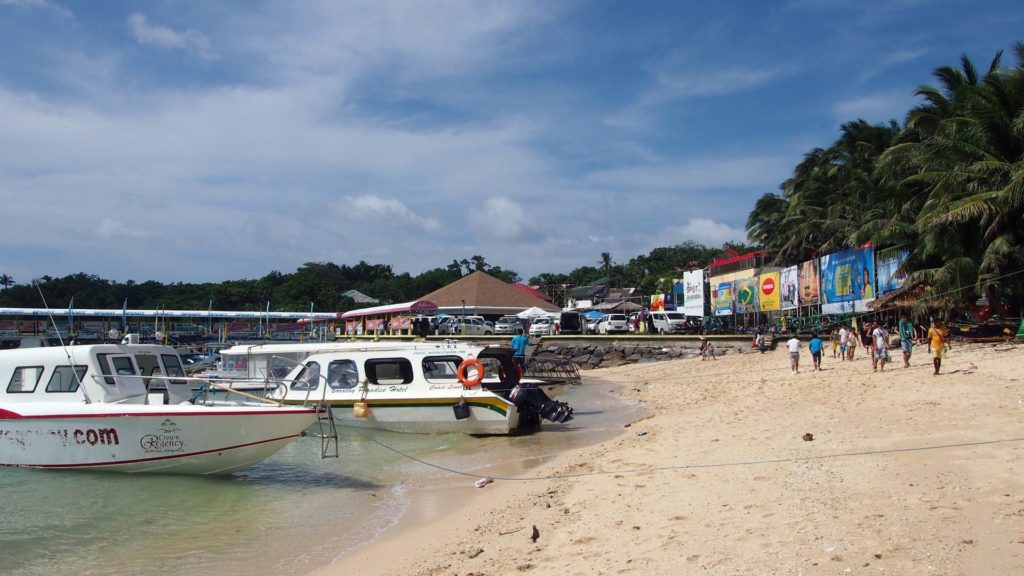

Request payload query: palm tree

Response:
[0,274,13,290]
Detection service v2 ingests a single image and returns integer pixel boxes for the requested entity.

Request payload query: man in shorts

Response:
[808,331,823,371]
[871,322,890,372]
[787,334,801,374]
[927,320,950,375]
[898,313,914,368]
[838,325,849,361]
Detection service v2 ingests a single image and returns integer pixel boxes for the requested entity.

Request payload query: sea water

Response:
[0,378,643,576]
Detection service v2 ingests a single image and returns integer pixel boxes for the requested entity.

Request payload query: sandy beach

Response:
[320,339,1024,575]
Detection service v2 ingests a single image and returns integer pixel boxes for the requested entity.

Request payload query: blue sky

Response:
[1,0,1021,284]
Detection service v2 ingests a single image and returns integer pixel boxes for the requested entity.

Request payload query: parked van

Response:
[558,311,584,335]
[494,315,522,335]
[650,311,687,334]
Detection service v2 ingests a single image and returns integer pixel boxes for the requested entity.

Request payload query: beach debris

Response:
[803,433,814,441]
[637,431,648,436]
[498,527,524,536]
[474,476,494,488]
[464,547,484,559]
[530,525,540,543]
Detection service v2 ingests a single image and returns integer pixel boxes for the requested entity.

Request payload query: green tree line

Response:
[746,42,1024,313]
[0,243,746,312]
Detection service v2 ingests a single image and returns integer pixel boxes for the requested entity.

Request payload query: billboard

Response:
[682,270,705,317]
[734,277,759,314]
[780,266,799,310]
[759,272,781,312]
[649,294,666,311]
[876,249,909,295]
[713,282,734,316]
[799,259,820,306]
[820,245,876,313]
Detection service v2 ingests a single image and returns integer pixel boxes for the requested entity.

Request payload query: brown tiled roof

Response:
[419,271,559,311]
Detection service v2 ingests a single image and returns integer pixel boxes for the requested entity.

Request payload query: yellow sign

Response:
[759,272,781,312]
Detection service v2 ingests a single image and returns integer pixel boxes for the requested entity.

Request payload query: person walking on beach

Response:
[510,328,529,369]
[787,334,801,374]
[861,322,873,364]
[927,320,951,375]
[809,331,823,371]
[699,337,716,361]
[846,327,858,361]
[830,327,840,359]
[871,322,890,372]
[898,314,915,368]
[838,325,849,361]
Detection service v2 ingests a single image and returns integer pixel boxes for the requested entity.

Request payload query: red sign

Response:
[762,277,776,295]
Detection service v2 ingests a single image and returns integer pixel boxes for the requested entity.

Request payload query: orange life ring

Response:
[457,358,485,388]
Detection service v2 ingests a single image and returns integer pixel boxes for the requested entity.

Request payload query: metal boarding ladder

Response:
[312,402,339,459]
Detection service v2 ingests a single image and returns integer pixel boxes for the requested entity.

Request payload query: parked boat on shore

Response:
[216,340,575,435]
[0,339,321,474]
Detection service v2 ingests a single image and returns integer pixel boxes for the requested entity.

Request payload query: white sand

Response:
[318,340,1024,575]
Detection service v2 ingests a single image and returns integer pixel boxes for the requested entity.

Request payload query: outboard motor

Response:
[509,384,574,424]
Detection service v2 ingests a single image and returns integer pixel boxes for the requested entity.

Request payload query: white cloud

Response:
[342,195,441,233]
[833,89,916,122]
[0,0,71,18]
[587,155,791,192]
[128,13,217,60]
[478,196,541,240]
[662,218,748,247]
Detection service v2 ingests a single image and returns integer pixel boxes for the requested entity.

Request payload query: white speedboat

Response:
[0,340,320,474]
[264,341,574,435]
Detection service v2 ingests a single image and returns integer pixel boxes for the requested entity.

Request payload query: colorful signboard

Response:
[682,270,705,317]
[799,259,820,306]
[713,282,734,316]
[734,277,759,313]
[759,272,781,312]
[780,266,799,310]
[649,294,666,311]
[820,245,876,313]
[876,249,909,295]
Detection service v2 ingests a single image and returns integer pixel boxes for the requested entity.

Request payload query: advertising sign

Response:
[682,270,705,317]
[759,272,781,312]
[780,266,799,310]
[799,259,820,306]
[713,282,734,316]
[876,249,909,295]
[649,294,665,311]
[820,245,876,313]
[734,277,759,314]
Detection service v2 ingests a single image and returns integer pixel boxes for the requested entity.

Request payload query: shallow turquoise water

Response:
[0,379,641,576]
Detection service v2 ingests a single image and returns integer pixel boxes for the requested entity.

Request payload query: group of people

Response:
[787,315,952,375]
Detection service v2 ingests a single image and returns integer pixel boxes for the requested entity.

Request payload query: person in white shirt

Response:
[838,326,849,361]
[871,322,890,371]
[787,334,801,374]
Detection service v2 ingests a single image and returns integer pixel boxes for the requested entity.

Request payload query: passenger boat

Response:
[0,339,321,474]
[246,341,575,435]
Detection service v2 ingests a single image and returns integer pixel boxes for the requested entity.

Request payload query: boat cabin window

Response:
[364,358,413,385]
[160,354,188,385]
[291,362,321,391]
[422,355,463,381]
[327,360,358,390]
[7,365,44,393]
[45,365,87,393]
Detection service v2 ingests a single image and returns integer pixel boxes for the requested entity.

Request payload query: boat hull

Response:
[289,396,520,435]
[0,404,318,474]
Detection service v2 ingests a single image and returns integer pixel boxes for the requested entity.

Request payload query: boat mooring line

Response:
[342,424,1024,482]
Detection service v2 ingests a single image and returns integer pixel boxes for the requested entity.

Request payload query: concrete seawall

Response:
[529,335,776,370]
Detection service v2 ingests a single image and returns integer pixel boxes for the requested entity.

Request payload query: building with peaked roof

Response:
[419,271,560,317]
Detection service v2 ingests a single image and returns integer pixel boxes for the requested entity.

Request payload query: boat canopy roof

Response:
[340,300,438,319]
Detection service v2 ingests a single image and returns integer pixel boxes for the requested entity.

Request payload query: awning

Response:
[340,300,438,319]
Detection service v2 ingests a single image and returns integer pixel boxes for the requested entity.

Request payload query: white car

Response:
[494,315,521,335]
[528,317,556,336]
[597,313,629,334]
[650,311,687,334]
